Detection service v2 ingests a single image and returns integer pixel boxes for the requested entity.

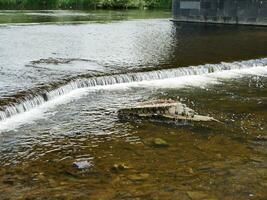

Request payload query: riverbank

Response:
[0,0,172,10]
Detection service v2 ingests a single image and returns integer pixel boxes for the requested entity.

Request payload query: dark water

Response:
[0,10,267,200]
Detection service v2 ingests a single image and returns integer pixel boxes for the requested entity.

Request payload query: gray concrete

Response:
[172,0,267,26]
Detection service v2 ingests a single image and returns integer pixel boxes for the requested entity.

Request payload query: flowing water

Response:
[0,10,267,200]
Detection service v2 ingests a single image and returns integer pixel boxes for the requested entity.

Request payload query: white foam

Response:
[89,66,267,90]
[0,61,266,132]
[0,88,89,131]
[210,66,267,79]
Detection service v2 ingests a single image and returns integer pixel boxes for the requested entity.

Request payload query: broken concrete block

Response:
[118,99,219,124]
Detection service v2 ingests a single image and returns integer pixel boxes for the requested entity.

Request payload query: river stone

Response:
[73,161,92,170]
[254,135,267,141]
[128,173,149,181]
[110,163,130,173]
[152,138,169,148]
[249,156,265,163]
[2,177,14,185]
[187,191,208,200]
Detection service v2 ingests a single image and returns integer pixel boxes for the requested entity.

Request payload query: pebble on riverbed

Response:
[144,137,169,148]
[187,191,210,200]
[110,163,130,173]
[128,173,149,181]
[152,138,169,148]
[73,161,92,170]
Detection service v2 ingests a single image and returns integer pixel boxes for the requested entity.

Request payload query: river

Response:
[0,10,267,200]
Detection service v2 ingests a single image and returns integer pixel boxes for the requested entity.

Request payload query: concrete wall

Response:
[172,0,267,26]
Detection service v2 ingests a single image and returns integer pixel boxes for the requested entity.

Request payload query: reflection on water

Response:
[170,23,267,67]
[0,10,171,24]
[0,10,267,200]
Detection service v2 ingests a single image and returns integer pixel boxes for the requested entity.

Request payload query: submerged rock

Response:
[152,138,169,148]
[118,99,219,124]
[144,137,169,148]
[187,191,209,200]
[2,177,14,185]
[73,161,92,170]
[128,173,149,181]
[254,135,267,141]
[110,163,130,173]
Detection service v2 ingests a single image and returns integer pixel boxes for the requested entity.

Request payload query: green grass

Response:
[0,0,172,9]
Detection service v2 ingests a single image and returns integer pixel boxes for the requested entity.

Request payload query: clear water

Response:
[0,10,267,200]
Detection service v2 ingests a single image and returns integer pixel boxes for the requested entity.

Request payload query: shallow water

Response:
[0,10,267,200]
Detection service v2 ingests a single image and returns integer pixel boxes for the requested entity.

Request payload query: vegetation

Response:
[0,0,172,9]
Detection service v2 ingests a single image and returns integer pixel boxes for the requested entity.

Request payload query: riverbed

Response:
[0,10,267,200]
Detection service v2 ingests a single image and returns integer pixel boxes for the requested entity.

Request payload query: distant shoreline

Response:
[0,0,171,10]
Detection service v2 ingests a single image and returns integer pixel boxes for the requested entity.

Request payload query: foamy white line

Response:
[0,88,89,131]
[98,66,267,90]
[0,66,266,132]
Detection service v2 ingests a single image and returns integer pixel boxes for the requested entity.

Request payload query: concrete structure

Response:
[172,0,267,26]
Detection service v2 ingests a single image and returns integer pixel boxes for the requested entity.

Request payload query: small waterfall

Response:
[0,58,266,121]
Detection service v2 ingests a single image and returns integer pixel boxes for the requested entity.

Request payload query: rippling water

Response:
[0,10,267,200]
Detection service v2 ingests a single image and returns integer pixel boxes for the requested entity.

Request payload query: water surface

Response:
[0,10,267,200]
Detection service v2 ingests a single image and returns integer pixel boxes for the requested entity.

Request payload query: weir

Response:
[172,0,267,26]
[0,58,266,122]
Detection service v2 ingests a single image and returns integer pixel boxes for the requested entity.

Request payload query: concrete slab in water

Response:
[118,99,219,124]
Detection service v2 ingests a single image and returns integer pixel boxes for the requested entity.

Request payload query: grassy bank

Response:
[0,0,172,9]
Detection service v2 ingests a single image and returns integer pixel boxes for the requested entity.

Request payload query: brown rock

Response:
[128,173,149,181]
[110,163,130,173]
[187,191,208,200]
